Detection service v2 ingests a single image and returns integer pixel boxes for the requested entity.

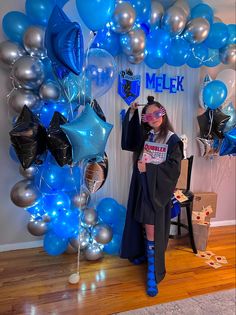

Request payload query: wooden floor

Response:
[0,226,235,315]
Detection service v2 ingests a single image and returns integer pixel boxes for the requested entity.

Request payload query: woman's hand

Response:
[137,160,146,173]
[130,102,138,114]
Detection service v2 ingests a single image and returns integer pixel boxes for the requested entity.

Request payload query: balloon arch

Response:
[0,0,235,259]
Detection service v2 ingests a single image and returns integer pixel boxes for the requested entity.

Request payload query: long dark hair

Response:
[141,96,174,140]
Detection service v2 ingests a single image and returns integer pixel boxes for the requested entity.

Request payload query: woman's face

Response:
[145,104,163,130]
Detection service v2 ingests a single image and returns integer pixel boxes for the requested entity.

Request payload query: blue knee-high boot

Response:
[146,240,158,297]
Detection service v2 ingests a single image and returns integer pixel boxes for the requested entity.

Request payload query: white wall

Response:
[0,0,235,248]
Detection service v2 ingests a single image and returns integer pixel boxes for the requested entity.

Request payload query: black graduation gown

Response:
[120,108,184,284]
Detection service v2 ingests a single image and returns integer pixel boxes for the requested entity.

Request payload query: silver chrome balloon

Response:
[111,2,136,34]
[65,243,78,254]
[81,208,98,226]
[214,16,222,23]
[0,41,25,68]
[161,6,187,36]
[183,18,210,44]
[39,81,61,100]
[42,214,52,223]
[173,0,190,17]
[148,0,164,29]
[71,190,90,210]
[84,243,103,261]
[19,164,38,179]
[70,227,90,250]
[10,179,41,208]
[23,26,46,57]
[120,29,146,56]
[12,56,45,90]
[27,219,47,236]
[127,51,145,64]
[91,223,113,245]
[219,44,236,65]
[7,88,40,113]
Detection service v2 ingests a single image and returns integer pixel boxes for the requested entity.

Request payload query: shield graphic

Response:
[118,70,141,106]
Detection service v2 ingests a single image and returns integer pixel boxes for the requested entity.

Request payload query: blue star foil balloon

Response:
[45,6,84,79]
[220,128,236,156]
[61,104,113,162]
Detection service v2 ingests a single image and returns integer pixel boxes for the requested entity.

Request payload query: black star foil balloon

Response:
[47,111,72,166]
[91,99,106,122]
[197,109,231,139]
[9,105,47,169]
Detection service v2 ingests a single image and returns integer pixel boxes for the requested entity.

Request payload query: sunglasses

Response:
[141,108,166,123]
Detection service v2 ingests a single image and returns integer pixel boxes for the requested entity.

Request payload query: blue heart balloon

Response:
[45,6,84,79]
[61,104,113,162]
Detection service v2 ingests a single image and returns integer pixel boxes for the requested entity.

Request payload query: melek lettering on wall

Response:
[146,73,184,94]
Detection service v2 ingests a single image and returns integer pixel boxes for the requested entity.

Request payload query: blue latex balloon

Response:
[191,3,214,25]
[145,29,170,69]
[56,0,69,7]
[111,205,126,235]
[42,58,56,81]
[96,198,120,225]
[61,104,113,162]
[165,38,190,67]
[76,0,116,31]
[204,48,220,67]
[25,199,46,218]
[44,231,68,255]
[103,234,122,255]
[187,44,209,68]
[37,100,69,128]
[85,48,117,98]
[42,192,71,217]
[91,28,121,57]
[45,6,84,78]
[61,165,81,192]
[203,80,228,110]
[25,0,55,26]
[222,102,236,132]
[2,11,31,44]
[227,24,236,44]
[204,23,229,49]
[35,163,66,193]
[51,210,79,238]
[220,128,236,156]
[130,0,151,25]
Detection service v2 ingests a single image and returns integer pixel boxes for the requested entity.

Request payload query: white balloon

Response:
[199,74,212,109]
[216,69,236,98]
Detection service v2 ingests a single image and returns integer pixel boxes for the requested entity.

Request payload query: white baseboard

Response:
[0,240,43,252]
[0,221,235,252]
[210,220,236,227]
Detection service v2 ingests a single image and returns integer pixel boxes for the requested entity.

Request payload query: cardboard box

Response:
[176,159,188,189]
[192,221,210,251]
[192,192,217,219]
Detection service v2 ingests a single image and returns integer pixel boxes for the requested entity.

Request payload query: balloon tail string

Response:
[206,110,214,138]
[76,159,86,278]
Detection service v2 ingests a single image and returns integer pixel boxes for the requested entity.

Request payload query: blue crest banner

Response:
[118,69,141,106]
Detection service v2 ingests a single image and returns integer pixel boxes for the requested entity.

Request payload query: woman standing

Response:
[120,96,183,297]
